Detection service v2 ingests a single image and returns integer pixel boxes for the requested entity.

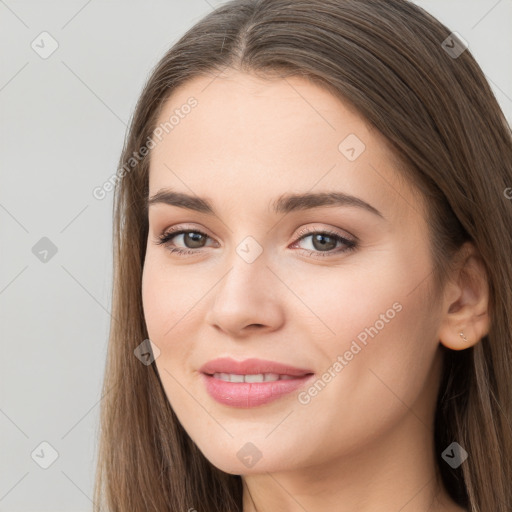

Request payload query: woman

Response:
[94,1,512,510]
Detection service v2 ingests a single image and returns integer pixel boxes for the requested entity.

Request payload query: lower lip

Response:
[201,373,314,408]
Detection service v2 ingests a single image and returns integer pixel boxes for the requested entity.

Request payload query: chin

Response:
[203,445,298,476]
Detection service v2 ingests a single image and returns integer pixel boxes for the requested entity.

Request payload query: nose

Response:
[204,256,285,338]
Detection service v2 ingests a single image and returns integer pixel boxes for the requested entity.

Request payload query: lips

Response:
[199,357,315,407]
[199,357,314,377]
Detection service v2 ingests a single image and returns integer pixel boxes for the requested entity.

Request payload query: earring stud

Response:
[459,331,468,342]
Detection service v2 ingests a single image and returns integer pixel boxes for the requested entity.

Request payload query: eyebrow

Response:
[146,189,385,219]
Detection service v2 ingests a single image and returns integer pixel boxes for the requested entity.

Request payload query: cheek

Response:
[141,250,211,396]
[141,250,197,337]
[292,262,440,446]
[141,254,200,412]
[289,242,437,377]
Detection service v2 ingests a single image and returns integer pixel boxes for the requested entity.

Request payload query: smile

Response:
[201,372,314,408]
[211,372,297,383]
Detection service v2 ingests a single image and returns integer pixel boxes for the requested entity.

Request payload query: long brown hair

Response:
[94,1,512,510]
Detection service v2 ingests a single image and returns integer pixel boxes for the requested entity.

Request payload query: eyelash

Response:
[153,225,357,259]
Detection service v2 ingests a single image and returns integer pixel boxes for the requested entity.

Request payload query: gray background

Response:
[1,1,511,510]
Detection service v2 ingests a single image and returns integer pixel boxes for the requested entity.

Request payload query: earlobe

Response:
[437,243,490,351]
[440,328,481,351]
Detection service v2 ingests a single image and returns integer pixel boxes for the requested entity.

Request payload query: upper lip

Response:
[199,357,314,377]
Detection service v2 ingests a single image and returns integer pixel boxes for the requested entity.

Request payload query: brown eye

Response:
[292,229,357,258]
[154,228,213,255]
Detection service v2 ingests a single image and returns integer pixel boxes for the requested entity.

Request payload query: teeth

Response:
[212,373,298,383]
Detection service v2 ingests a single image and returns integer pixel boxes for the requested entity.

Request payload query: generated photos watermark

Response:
[92,96,198,201]
[298,301,403,405]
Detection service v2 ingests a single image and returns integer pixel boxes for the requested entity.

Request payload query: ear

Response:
[438,241,490,351]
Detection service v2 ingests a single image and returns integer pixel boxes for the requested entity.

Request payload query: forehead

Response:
[148,70,424,223]
[152,71,369,158]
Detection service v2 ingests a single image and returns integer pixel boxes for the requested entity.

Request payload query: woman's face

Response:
[142,70,445,474]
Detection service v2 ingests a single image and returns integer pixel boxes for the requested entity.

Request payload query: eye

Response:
[153,227,214,256]
[291,227,357,258]
[153,226,357,258]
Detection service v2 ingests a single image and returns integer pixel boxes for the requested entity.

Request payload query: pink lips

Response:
[199,357,315,408]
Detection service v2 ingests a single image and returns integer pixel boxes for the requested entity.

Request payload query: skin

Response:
[141,70,489,512]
